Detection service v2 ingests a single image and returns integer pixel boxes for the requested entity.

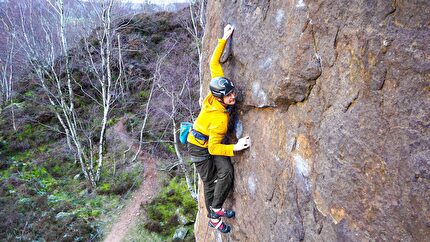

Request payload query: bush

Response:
[144,177,197,238]
[106,117,120,127]
[96,165,143,195]
[0,147,124,241]
[151,34,164,44]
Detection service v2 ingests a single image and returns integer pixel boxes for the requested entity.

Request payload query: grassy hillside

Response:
[0,7,200,241]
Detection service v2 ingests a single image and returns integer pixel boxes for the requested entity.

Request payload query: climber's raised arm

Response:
[187,23,249,234]
[210,24,234,78]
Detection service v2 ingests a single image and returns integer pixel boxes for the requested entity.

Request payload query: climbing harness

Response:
[191,129,209,143]
[179,122,209,146]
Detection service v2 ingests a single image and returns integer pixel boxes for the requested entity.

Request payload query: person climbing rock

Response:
[187,24,251,233]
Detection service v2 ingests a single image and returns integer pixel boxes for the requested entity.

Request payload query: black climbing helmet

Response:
[209,77,235,98]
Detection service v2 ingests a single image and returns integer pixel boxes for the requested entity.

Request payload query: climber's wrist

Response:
[233,144,242,151]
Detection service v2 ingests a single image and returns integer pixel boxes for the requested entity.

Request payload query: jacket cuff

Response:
[226,144,235,157]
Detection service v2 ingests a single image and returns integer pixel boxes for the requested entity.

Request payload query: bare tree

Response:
[0,34,13,106]
[0,8,17,130]
[63,0,129,186]
[1,0,203,192]
[130,41,177,162]
[0,29,16,130]
[2,0,129,189]
[3,0,76,151]
[155,68,198,200]
[93,0,117,183]
[127,32,200,198]
[131,74,156,163]
[182,0,206,105]
[170,90,198,200]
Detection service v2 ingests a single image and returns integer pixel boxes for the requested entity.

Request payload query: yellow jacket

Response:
[187,39,235,156]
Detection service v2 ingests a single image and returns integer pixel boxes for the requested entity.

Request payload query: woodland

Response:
[0,0,203,241]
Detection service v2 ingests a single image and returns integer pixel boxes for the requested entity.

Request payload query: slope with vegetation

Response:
[0,5,202,241]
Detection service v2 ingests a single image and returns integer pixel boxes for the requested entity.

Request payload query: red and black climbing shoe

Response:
[208,219,231,233]
[209,208,236,219]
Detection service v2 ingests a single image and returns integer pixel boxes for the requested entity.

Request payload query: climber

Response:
[187,24,251,233]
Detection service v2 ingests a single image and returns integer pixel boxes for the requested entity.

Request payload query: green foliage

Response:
[10,150,31,162]
[37,144,49,153]
[111,73,119,81]
[106,117,120,127]
[0,146,126,241]
[125,115,142,133]
[16,124,36,141]
[139,90,150,100]
[0,5,201,241]
[48,192,68,205]
[75,95,87,109]
[0,137,7,154]
[99,183,111,193]
[96,164,143,195]
[11,95,25,104]
[144,177,197,238]
[11,124,46,150]
[161,142,176,154]
[24,91,35,98]
[124,217,166,242]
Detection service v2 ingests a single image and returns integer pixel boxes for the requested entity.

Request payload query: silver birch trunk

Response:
[188,0,206,106]
[95,0,115,183]
[171,98,198,200]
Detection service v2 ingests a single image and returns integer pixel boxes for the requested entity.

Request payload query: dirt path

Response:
[104,119,160,242]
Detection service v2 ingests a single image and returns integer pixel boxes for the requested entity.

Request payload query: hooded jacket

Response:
[187,38,234,157]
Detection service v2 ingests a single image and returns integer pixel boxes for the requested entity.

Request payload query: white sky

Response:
[78,0,190,4]
[0,0,190,3]
[126,0,189,3]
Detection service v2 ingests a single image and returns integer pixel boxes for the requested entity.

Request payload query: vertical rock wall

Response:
[195,0,429,241]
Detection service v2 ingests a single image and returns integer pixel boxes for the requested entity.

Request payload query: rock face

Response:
[195,0,429,241]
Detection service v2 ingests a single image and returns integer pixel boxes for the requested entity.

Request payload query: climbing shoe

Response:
[209,208,236,219]
[208,219,231,233]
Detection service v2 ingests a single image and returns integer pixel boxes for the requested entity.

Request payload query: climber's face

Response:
[222,90,236,105]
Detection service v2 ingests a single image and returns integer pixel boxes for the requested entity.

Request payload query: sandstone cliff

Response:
[195,0,429,241]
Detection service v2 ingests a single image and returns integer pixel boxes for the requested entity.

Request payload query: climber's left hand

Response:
[222,24,234,40]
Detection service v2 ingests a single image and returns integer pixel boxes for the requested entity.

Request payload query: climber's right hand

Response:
[233,136,251,151]
[222,24,234,40]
